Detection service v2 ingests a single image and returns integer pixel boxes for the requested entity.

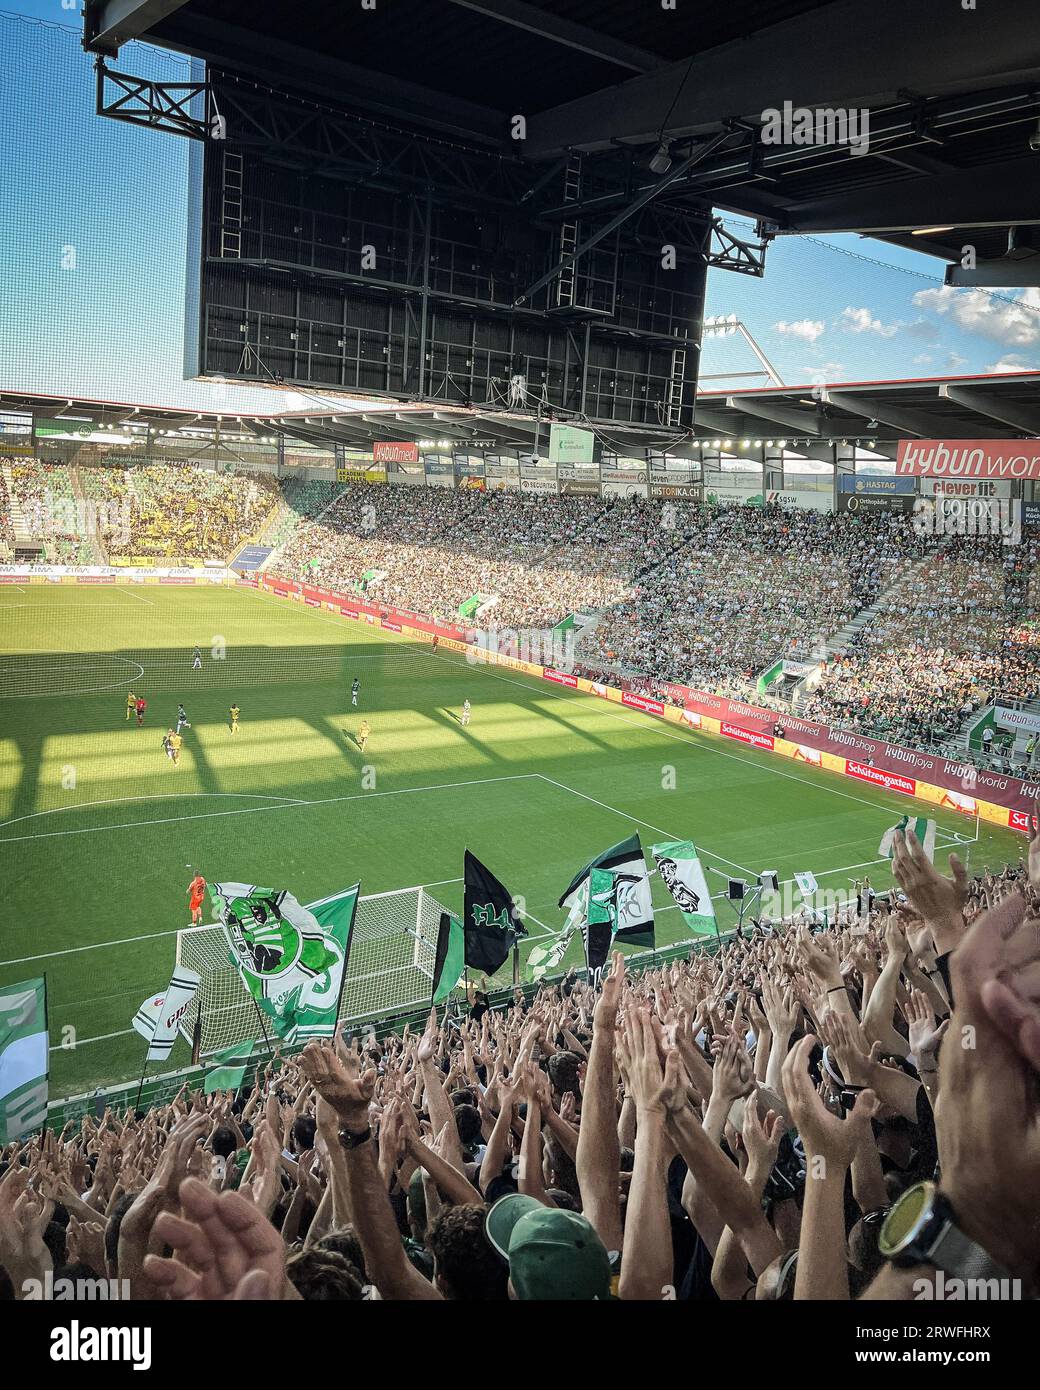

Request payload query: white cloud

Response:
[912,353,933,366]
[800,361,845,384]
[911,285,1040,348]
[983,353,1037,374]
[838,305,898,337]
[775,318,825,342]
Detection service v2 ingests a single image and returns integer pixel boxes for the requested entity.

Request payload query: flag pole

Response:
[331,888,360,1034]
[249,997,275,1062]
[132,1059,149,1116]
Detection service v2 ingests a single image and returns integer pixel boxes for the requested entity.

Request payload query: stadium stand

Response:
[76,463,282,562]
[5,465,1040,758]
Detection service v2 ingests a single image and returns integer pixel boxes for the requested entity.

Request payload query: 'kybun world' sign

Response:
[897,440,1040,480]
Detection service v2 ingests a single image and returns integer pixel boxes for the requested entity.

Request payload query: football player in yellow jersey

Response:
[126,690,136,721]
[169,730,183,765]
[229,704,240,734]
[357,719,370,754]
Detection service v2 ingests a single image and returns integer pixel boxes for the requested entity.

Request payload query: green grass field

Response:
[0,581,1021,1096]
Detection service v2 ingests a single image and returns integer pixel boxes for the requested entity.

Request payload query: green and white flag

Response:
[205,1042,255,1095]
[879,816,936,863]
[794,871,818,897]
[432,912,466,1006]
[559,835,654,972]
[650,841,717,936]
[0,977,48,1143]
[210,882,360,1044]
[526,922,576,983]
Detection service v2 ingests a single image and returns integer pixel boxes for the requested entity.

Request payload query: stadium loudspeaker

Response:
[727,879,746,901]
[759,871,780,893]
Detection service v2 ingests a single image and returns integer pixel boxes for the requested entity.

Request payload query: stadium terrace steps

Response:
[69,466,108,565]
[1,460,35,546]
[823,555,931,657]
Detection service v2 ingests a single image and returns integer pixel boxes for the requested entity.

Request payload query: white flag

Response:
[142,967,201,1061]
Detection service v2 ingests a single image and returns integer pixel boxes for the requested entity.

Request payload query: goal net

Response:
[175,884,450,1057]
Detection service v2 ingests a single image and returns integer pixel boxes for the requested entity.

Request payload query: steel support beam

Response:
[516,133,729,306]
[940,385,1040,434]
[524,0,1040,155]
[84,0,190,55]
[782,156,1040,235]
[445,0,661,73]
[726,397,823,434]
[945,255,1040,288]
[824,390,982,439]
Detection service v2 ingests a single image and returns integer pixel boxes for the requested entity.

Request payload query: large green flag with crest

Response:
[0,977,49,1143]
[210,883,360,1043]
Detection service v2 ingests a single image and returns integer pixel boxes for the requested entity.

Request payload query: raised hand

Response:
[417,1007,440,1064]
[817,1009,872,1088]
[741,1100,784,1173]
[240,1122,282,1215]
[66,1217,107,1276]
[891,829,968,950]
[594,951,625,1027]
[710,1035,755,1105]
[936,892,1040,1282]
[905,988,948,1067]
[295,1042,376,1133]
[761,975,801,1036]
[615,1007,672,1115]
[781,1034,876,1167]
[882,915,908,964]
[143,1178,289,1300]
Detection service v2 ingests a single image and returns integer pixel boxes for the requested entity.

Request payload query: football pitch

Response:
[0,581,1021,1095]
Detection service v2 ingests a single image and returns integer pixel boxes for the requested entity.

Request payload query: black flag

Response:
[463,850,525,975]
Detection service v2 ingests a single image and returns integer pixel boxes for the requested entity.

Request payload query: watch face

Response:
[879,1181,932,1257]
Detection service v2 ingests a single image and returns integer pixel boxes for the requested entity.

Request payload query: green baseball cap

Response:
[485,1194,612,1300]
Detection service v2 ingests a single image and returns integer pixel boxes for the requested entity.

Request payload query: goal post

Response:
[175,884,453,1058]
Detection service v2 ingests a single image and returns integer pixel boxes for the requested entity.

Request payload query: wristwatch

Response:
[337,1125,372,1150]
[878,1181,1011,1282]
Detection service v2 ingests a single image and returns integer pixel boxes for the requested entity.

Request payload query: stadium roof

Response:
[6,370,1040,454]
[83,0,1040,283]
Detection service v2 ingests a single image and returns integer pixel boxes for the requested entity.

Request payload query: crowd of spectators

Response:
[276,486,686,628]
[4,458,96,562]
[802,533,1040,752]
[3,830,1038,1303]
[5,467,1040,757]
[78,463,282,561]
[0,459,13,551]
[583,506,926,689]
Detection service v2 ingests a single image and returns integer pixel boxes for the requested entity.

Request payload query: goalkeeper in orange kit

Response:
[187,873,207,926]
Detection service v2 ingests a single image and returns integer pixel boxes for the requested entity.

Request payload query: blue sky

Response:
[1,0,1038,413]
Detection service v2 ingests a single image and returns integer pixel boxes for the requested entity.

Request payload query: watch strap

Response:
[338,1125,372,1149]
[925,1220,1012,1284]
